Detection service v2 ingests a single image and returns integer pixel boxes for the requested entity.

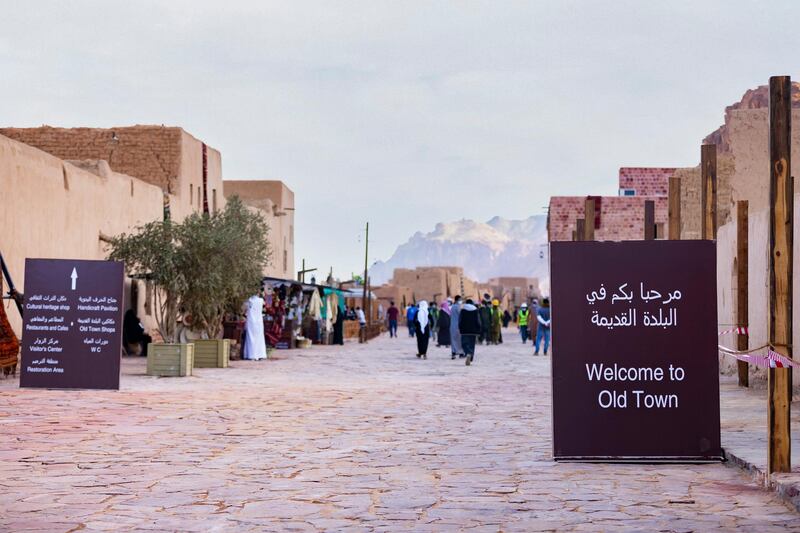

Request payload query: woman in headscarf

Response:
[123,309,152,357]
[436,299,451,348]
[414,300,431,359]
[332,294,345,346]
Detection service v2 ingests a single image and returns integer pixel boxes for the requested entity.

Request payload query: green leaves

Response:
[107,196,272,342]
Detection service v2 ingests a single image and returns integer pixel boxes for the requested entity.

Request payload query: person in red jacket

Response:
[386,302,399,338]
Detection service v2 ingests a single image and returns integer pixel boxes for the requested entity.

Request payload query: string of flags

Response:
[717,327,795,367]
[717,325,799,368]
[717,326,749,336]
[718,346,799,368]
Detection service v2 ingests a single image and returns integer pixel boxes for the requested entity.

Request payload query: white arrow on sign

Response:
[70,267,78,290]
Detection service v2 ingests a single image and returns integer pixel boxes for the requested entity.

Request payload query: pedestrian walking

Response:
[502,309,511,328]
[518,303,531,344]
[529,298,539,347]
[437,299,451,347]
[490,299,502,345]
[479,298,492,345]
[459,298,482,366]
[429,302,439,343]
[534,298,551,355]
[406,304,417,337]
[356,306,367,343]
[415,300,431,359]
[333,303,345,345]
[386,301,399,338]
[450,296,464,359]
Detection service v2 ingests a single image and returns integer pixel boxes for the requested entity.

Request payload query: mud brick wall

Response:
[391,267,465,302]
[674,156,733,240]
[0,126,182,193]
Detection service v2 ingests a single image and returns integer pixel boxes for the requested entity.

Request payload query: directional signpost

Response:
[20,259,124,390]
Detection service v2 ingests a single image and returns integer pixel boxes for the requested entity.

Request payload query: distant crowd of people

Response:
[383,294,551,365]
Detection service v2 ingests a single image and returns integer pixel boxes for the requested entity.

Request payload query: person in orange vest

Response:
[518,302,531,344]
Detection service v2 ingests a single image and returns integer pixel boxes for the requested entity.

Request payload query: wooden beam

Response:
[737,200,749,387]
[644,200,655,240]
[701,144,718,240]
[669,176,681,240]
[575,219,585,242]
[584,198,595,241]
[768,75,792,475]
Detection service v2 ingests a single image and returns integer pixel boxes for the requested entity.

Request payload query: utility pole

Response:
[297,258,317,283]
[362,222,369,343]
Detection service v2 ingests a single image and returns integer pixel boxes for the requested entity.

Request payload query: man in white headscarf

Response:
[414,300,431,359]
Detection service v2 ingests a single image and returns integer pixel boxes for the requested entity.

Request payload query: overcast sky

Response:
[2,1,800,278]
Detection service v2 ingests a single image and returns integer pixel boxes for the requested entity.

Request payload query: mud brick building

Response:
[548,167,675,242]
[0,125,295,337]
[224,180,295,279]
[372,268,539,315]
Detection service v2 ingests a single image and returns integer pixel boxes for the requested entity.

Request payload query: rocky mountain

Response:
[370,215,549,287]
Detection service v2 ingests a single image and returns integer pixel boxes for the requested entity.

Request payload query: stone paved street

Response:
[2,331,800,532]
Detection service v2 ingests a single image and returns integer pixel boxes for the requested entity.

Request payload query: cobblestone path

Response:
[1,331,799,531]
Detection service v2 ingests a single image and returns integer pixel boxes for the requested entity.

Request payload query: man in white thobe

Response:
[244,293,268,360]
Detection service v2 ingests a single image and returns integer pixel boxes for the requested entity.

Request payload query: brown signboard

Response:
[20,259,124,390]
[550,240,721,460]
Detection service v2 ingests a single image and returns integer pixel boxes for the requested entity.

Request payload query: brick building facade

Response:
[618,167,676,197]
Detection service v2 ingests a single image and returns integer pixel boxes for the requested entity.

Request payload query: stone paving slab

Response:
[720,375,800,512]
[1,331,799,531]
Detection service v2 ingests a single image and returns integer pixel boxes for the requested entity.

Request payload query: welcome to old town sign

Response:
[550,240,722,461]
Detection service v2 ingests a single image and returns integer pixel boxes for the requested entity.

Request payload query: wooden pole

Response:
[701,144,718,240]
[737,200,749,387]
[644,200,655,240]
[575,219,585,242]
[768,75,792,475]
[669,176,681,240]
[367,276,371,326]
[584,198,595,241]
[362,222,369,344]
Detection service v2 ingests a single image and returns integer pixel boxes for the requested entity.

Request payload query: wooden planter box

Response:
[193,339,230,368]
[147,343,194,377]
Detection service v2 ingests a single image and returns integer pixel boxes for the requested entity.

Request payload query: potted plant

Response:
[109,197,272,373]
[179,197,271,367]
[108,219,194,376]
